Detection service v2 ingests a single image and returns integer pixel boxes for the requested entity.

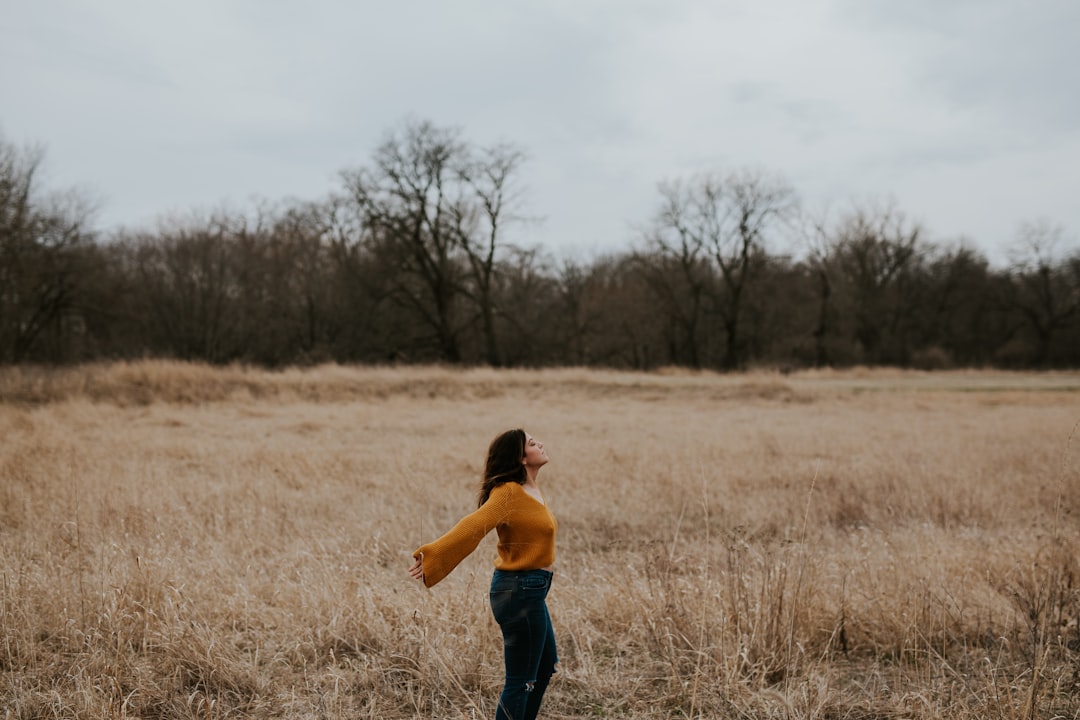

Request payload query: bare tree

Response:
[793,206,845,367]
[452,142,528,366]
[1002,220,1079,366]
[829,202,924,364]
[919,243,994,366]
[146,216,236,361]
[552,256,621,366]
[260,201,340,362]
[636,180,714,367]
[0,138,97,362]
[299,194,403,361]
[651,169,796,369]
[341,121,470,362]
[341,120,531,364]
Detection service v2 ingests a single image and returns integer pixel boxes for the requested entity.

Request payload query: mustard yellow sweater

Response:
[413,481,557,588]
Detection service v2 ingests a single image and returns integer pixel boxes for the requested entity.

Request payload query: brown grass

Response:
[1,362,1079,718]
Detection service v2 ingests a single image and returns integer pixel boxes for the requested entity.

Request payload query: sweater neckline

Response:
[516,482,547,507]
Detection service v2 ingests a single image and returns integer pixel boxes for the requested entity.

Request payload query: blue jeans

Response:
[489,569,558,720]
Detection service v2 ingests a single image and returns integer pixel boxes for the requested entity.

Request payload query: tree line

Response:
[3,120,1078,369]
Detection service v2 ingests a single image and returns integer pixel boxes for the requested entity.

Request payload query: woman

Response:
[408,429,558,720]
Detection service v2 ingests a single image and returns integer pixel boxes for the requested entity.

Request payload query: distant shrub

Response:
[912,346,954,370]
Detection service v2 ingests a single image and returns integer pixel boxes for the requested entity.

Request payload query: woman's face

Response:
[522,433,549,469]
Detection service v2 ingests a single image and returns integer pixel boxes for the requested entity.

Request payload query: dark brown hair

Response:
[477,428,527,507]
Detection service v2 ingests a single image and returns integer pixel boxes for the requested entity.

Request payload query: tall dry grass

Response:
[1,362,1079,718]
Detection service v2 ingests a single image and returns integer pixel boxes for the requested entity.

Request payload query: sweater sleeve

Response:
[412,485,512,588]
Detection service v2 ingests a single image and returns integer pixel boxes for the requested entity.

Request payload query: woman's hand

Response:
[408,553,425,582]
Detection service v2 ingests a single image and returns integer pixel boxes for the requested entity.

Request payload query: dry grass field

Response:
[2,362,1079,719]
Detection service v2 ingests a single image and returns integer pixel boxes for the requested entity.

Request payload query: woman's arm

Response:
[409,485,512,587]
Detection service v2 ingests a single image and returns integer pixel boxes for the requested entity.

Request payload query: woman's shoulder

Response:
[489,481,521,499]
[488,481,535,509]
[478,482,519,516]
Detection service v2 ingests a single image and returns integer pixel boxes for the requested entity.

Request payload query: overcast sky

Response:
[3,1,1078,266]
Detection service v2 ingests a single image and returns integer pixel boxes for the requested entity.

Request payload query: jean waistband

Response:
[493,568,553,579]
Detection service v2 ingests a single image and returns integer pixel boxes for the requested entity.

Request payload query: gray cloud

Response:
[839,0,1080,134]
[1,0,1077,263]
